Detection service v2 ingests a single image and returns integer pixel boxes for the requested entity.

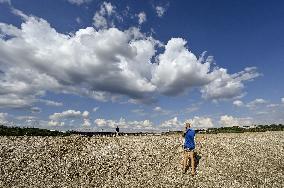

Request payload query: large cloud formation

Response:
[0,9,259,108]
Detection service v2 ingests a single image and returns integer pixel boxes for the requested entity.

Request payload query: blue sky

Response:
[0,0,283,132]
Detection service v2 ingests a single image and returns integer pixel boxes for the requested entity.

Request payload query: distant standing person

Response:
[182,122,196,175]
[116,126,119,136]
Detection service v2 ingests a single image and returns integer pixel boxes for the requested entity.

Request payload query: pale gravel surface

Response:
[0,132,283,188]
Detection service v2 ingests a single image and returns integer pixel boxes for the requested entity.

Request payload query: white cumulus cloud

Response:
[187,116,214,128]
[160,117,182,129]
[155,6,166,17]
[219,115,253,127]
[48,109,90,127]
[39,99,63,107]
[201,67,260,100]
[246,98,267,108]
[153,106,162,112]
[82,110,89,118]
[233,100,244,107]
[0,8,260,109]
[137,12,146,24]
[93,107,99,112]
[0,13,158,106]
[49,110,82,120]
[151,38,213,95]
[93,2,117,29]
[82,118,91,127]
[66,0,92,5]
[94,117,154,131]
[93,13,108,29]
[48,120,65,126]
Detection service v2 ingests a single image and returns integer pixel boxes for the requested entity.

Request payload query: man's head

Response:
[185,122,191,129]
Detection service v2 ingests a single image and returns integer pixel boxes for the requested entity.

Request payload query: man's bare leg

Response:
[190,151,195,175]
[187,152,190,169]
[182,151,188,173]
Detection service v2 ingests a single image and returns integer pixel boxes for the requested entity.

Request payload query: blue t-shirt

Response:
[184,129,195,150]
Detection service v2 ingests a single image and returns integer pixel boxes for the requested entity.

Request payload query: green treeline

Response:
[0,125,71,136]
[0,124,284,136]
[203,124,284,134]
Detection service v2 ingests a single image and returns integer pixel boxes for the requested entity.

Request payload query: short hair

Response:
[185,122,191,128]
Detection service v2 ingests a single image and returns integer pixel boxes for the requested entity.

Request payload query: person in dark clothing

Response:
[115,126,119,136]
[182,122,196,175]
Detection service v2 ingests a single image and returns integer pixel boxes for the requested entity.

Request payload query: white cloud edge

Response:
[66,0,92,6]
[155,6,166,17]
[137,12,146,24]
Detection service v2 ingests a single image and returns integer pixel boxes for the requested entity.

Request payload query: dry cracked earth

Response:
[0,132,283,187]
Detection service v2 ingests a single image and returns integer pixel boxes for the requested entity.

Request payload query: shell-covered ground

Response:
[0,132,283,188]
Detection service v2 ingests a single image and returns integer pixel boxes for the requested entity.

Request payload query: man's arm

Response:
[182,126,187,137]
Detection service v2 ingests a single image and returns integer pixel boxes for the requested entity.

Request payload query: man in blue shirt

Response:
[182,122,196,175]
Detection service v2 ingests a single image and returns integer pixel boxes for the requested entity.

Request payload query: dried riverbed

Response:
[0,132,283,187]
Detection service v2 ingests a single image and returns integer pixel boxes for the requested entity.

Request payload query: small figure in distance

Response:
[182,122,196,176]
[115,126,119,136]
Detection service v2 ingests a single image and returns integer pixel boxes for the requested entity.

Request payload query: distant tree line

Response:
[200,124,284,134]
[0,125,71,136]
[0,124,284,136]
